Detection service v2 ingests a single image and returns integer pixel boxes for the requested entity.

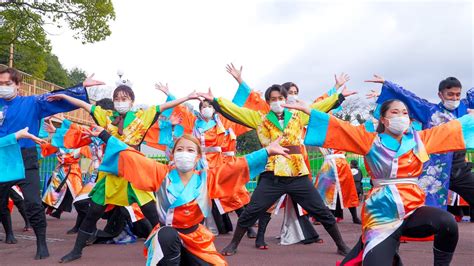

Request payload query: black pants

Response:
[157,226,210,266]
[237,172,335,229]
[79,200,159,235]
[211,200,233,234]
[0,148,47,235]
[341,206,458,266]
[9,187,30,226]
[449,170,474,207]
[72,198,90,230]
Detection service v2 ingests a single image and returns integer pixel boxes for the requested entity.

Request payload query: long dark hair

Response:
[375,99,408,133]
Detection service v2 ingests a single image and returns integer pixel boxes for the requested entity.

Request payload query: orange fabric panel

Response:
[313,92,330,103]
[63,124,92,148]
[79,146,92,159]
[172,202,204,229]
[207,157,250,199]
[118,149,170,192]
[172,104,196,135]
[40,143,58,157]
[324,116,378,155]
[335,158,359,208]
[243,90,270,113]
[179,224,227,265]
[419,119,465,154]
[131,203,145,221]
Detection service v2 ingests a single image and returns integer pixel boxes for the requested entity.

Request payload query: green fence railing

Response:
[39,151,474,194]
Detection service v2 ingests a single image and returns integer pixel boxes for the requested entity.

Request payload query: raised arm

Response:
[158,90,199,114]
[46,93,92,113]
[39,75,103,118]
[366,75,437,124]
[419,113,474,154]
[98,132,170,191]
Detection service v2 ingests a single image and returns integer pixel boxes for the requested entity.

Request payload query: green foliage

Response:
[67,67,87,87]
[236,130,261,154]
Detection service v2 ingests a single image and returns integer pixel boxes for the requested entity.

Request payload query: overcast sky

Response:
[47,0,473,107]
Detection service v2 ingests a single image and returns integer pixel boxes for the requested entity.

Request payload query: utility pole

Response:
[9,43,13,67]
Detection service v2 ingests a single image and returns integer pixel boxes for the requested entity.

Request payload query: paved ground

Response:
[1,209,473,265]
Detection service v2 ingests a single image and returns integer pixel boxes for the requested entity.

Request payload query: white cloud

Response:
[46,0,473,108]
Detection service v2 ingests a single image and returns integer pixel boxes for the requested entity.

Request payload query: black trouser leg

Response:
[157,226,182,266]
[449,171,474,206]
[291,197,320,244]
[139,201,160,228]
[211,200,233,234]
[222,173,285,255]
[255,212,271,248]
[69,199,90,234]
[18,148,49,259]
[332,196,343,219]
[286,176,348,255]
[235,206,256,238]
[362,206,458,266]
[349,207,361,224]
[10,188,30,228]
[0,181,15,242]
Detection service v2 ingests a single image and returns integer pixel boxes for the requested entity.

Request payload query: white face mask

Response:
[387,116,411,135]
[174,151,197,173]
[287,95,298,104]
[270,100,285,114]
[0,85,16,99]
[201,107,214,119]
[114,101,131,114]
[442,100,460,111]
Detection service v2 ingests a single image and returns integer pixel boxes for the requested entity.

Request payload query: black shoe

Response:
[246,227,257,239]
[325,223,350,256]
[59,229,92,263]
[5,234,17,244]
[34,231,50,260]
[221,225,247,256]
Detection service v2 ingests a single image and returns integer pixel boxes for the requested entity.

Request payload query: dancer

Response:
[284,98,473,265]
[0,66,100,259]
[366,76,474,209]
[86,127,289,265]
[0,128,45,244]
[202,82,351,256]
[49,85,199,263]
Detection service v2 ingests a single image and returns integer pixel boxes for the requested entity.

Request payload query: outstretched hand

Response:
[82,126,105,138]
[340,86,357,97]
[155,82,169,95]
[226,63,243,84]
[365,74,385,84]
[281,100,311,115]
[43,119,57,134]
[197,88,214,101]
[265,136,290,158]
[15,127,47,145]
[366,89,380,99]
[335,73,351,89]
[46,94,66,102]
[83,74,106,88]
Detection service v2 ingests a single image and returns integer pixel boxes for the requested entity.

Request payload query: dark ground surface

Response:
[1,208,473,266]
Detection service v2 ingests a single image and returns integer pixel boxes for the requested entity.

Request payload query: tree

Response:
[237,130,261,154]
[0,0,115,80]
[333,96,376,125]
[67,67,87,87]
[0,0,115,44]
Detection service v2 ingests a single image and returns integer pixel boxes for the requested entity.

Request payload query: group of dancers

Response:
[0,63,473,265]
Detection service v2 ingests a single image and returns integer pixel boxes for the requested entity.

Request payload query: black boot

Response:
[1,213,17,244]
[433,247,454,266]
[247,226,257,239]
[325,223,350,256]
[15,200,31,231]
[255,212,271,249]
[34,228,50,260]
[221,225,247,256]
[349,207,361,224]
[59,229,93,263]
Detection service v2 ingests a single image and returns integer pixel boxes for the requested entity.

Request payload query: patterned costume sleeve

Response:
[419,114,474,154]
[305,109,378,155]
[208,148,268,199]
[214,97,262,129]
[90,105,112,128]
[377,81,437,124]
[99,136,170,191]
[36,84,89,118]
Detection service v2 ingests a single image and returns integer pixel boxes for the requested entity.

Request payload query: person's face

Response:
[114,91,134,105]
[287,86,298,96]
[269,90,286,103]
[0,72,19,95]
[438,87,462,101]
[173,138,201,161]
[380,101,409,129]
[200,101,215,113]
